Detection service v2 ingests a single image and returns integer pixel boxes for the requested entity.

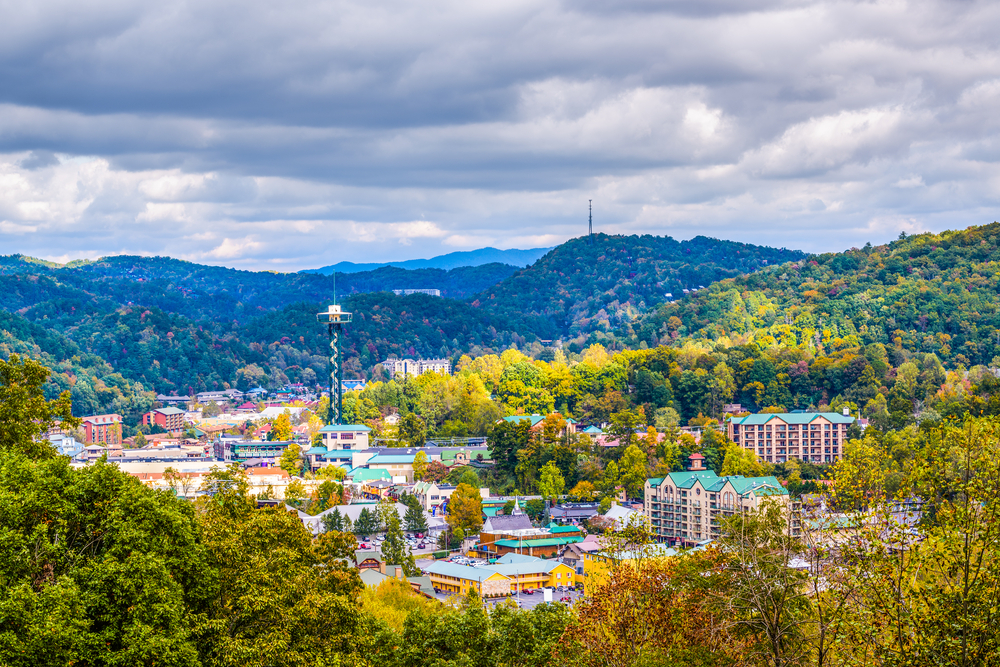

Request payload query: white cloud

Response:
[0,0,997,268]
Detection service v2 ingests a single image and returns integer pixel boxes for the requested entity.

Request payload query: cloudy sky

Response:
[1,0,998,270]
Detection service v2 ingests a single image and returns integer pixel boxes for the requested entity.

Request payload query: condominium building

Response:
[727,411,855,464]
[382,357,451,378]
[644,456,800,545]
[81,414,123,446]
[142,406,186,432]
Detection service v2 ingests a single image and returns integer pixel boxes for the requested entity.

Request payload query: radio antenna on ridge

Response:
[588,200,593,245]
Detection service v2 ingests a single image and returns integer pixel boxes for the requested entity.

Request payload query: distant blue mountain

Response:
[302,246,552,274]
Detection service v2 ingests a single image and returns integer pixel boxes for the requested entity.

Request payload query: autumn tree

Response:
[412,450,429,481]
[270,411,293,441]
[538,461,566,500]
[278,442,303,477]
[446,482,484,535]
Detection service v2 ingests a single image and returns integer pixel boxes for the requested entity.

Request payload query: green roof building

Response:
[726,411,854,465]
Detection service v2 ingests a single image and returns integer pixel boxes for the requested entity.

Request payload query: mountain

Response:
[633,223,1000,368]
[304,246,552,274]
[471,234,807,339]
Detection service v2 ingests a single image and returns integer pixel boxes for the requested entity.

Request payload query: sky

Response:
[1,0,998,271]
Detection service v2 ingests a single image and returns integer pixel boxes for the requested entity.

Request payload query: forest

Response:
[2,353,997,667]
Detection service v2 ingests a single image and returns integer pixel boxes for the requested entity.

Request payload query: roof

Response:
[366,454,416,465]
[347,468,392,482]
[503,415,546,427]
[582,426,603,434]
[153,406,186,416]
[494,553,541,564]
[482,514,533,533]
[647,471,789,497]
[424,561,509,582]
[492,536,583,548]
[729,412,855,425]
[548,524,582,534]
[319,424,372,432]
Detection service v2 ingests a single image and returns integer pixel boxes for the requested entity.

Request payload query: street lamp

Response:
[316,303,352,425]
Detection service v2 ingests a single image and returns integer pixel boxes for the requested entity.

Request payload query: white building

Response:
[382,357,452,378]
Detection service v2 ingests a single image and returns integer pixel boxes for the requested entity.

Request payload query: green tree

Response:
[488,419,531,476]
[323,507,345,533]
[412,450,429,481]
[617,444,649,500]
[353,507,378,538]
[607,407,644,450]
[399,413,427,448]
[278,442,302,477]
[404,499,428,534]
[381,511,420,576]
[538,461,566,500]
[446,482,484,534]
[0,353,78,459]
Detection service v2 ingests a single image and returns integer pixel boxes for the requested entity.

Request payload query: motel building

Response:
[424,553,577,597]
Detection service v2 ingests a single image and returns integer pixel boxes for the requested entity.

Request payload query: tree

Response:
[488,419,531,476]
[569,480,597,501]
[270,411,293,441]
[376,500,398,535]
[607,408,644,450]
[446,482,484,534]
[618,444,649,500]
[278,442,302,477]
[353,507,378,538]
[719,440,768,478]
[134,430,147,447]
[423,460,448,483]
[713,500,810,667]
[0,354,78,459]
[285,479,306,504]
[381,512,420,576]
[323,508,345,533]
[412,450,429,481]
[399,413,427,448]
[404,500,429,534]
[538,461,566,500]
[203,400,222,417]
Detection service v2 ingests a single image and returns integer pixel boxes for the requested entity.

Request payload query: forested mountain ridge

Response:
[471,234,806,337]
[305,246,552,273]
[634,223,1000,368]
[0,254,518,325]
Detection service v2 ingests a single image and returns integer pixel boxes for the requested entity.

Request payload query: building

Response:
[424,555,576,597]
[501,414,578,436]
[727,411,855,464]
[365,453,417,482]
[475,513,584,558]
[318,424,371,450]
[392,288,441,297]
[156,394,192,406]
[382,357,452,378]
[644,467,799,546]
[582,542,680,594]
[142,406,186,432]
[412,481,459,512]
[81,414,122,446]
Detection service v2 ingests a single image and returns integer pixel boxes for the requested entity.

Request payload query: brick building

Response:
[81,414,122,446]
[142,406,186,432]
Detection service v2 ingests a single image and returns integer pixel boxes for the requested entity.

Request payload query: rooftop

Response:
[728,411,855,425]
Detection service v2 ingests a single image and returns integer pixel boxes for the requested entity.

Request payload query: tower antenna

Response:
[589,200,593,245]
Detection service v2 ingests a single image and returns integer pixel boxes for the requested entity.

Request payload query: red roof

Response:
[689,453,705,459]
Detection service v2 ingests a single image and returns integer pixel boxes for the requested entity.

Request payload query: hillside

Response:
[305,246,552,273]
[0,255,518,329]
[471,234,806,337]
[635,223,1000,367]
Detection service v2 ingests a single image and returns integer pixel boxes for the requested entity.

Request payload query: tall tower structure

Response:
[317,302,352,424]
[588,200,593,245]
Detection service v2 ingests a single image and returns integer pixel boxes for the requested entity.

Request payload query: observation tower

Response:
[316,303,352,424]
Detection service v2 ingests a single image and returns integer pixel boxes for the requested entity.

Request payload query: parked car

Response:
[522,589,534,595]
[559,596,572,603]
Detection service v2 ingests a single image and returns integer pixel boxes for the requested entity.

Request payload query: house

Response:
[81,414,122,446]
[142,406,186,432]
[727,410,855,464]
[156,394,192,406]
[342,379,367,392]
[603,501,643,530]
[501,414,578,436]
[476,512,584,558]
[412,481,459,512]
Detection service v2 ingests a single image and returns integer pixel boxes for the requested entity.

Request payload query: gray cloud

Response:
[0,0,998,269]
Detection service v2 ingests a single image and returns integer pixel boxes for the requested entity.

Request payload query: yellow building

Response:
[424,554,576,597]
